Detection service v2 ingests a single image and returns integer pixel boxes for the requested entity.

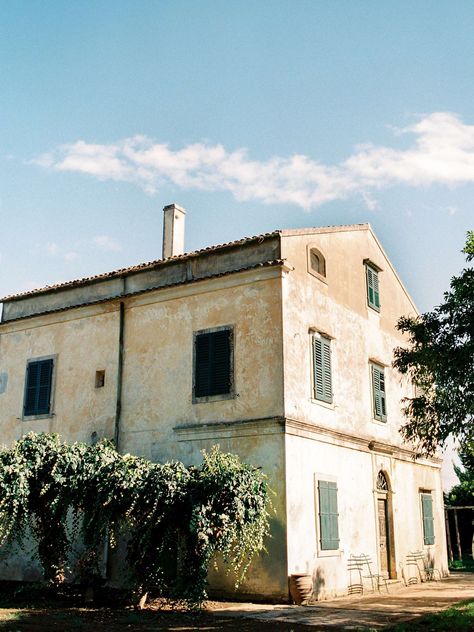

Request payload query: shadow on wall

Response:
[312,566,326,600]
[207,516,289,602]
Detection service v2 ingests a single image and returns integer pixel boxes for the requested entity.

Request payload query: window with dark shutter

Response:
[421,492,435,545]
[24,358,54,416]
[313,335,332,403]
[318,480,339,550]
[366,264,380,310]
[371,364,387,422]
[194,328,232,399]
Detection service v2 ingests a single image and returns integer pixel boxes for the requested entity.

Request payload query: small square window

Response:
[95,370,106,388]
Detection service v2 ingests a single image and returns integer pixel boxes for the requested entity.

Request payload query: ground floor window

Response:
[317,480,339,550]
[421,492,435,545]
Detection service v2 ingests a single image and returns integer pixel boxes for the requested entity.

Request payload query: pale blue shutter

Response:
[313,336,332,403]
[366,265,380,310]
[318,480,339,550]
[372,365,387,422]
[421,493,435,545]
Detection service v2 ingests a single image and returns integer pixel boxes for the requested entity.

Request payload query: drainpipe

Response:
[106,298,125,582]
[113,300,125,451]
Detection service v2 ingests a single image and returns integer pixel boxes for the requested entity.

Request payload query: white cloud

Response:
[46,242,59,256]
[45,242,78,261]
[447,206,457,216]
[93,235,122,252]
[35,112,474,210]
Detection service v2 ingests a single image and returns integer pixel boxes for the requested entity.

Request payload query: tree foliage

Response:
[393,231,474,456]
[0,433,270,604]
[446,440,474,506]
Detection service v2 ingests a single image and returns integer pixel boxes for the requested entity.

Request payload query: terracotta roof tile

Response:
[0,230,282,302]
[0,222,371,303]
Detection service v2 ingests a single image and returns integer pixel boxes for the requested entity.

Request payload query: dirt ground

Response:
[0,605,315,631]
[1,573,473,631]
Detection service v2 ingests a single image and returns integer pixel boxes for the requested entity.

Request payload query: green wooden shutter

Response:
[24,359,53,416]
[421,493,435,545]
[366,265,380,310]
[37,360,53,414]
[318,480,339,550]
[313,336,332,403]
[372,268,380,308]
[211,329,231,395]
[372,365,387,422]
[195,329,231,397]
[195,332,211,397]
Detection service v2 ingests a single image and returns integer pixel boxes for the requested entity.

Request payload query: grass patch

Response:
[449,556,474,572]
[0,612,21,621]
[387,600,474,631]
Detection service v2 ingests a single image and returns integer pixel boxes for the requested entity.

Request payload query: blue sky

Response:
[1,2,472,480]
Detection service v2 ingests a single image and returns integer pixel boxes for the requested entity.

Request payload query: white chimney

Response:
[162,203,186,258]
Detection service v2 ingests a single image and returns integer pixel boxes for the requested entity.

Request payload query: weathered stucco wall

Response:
[285,432,447,599]
[0,267,288,598]
[280,227,447,596]
[280,227,419,447]
[0,303,120,447]
[116,268,287,599]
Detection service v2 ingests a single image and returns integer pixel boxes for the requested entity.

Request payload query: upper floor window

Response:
[308,246,327,281]
[371,363,387,422]
[24,357,54,417]
[193,326,233,401]
[312,333,332,404]
[365,262,381,311]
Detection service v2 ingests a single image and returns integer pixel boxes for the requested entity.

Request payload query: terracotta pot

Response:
[289,573,313,605]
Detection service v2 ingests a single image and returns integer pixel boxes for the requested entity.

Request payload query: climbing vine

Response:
[0,433,270,604]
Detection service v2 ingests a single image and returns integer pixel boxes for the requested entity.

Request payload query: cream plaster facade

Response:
[0,222,448,601]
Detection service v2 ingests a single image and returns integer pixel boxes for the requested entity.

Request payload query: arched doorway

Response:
[376,471,396,578]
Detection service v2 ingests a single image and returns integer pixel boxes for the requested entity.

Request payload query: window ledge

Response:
[22,413,54,421]
[371,417,388,426]
[193,392,235,404]
[311,398,335,410]
[308,270,328,284]
[317,549,342,558]
[367,304,381,314]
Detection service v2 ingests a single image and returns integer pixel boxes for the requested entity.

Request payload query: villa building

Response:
[0,204,448,600]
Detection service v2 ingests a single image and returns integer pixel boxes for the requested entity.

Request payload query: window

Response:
[312,333,332,403]
[371,364,387,422]
[23,357,54,417]
[307,246,326,280]
[421,492,435,545]
[95,370,106,388]
[317,480,339,550]
[366,263,380,310]
[376,471,389,492]
[193,326,233,400]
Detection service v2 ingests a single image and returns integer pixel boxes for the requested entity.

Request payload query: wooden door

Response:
[378,498,389,575]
